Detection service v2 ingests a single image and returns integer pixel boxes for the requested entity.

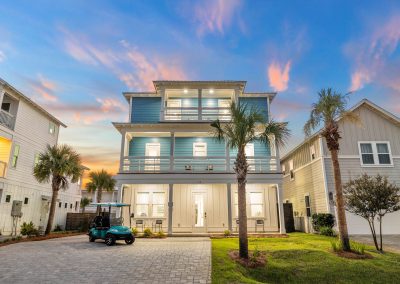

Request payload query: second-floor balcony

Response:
[0,93,19,131]
[0,109,16,130]
[162,106,231,121]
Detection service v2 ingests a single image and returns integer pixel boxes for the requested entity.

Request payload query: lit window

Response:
[310,145,316,160]
[193,142,207,157]
[136,192,149,217]
[249,192,263,217]
[24,197,29,205]
[305,195,311,217]
[12,145,20,168]
[359,142,392,166]
[289,160,294,180]
[49,122,56,135]
[152,192,165,217]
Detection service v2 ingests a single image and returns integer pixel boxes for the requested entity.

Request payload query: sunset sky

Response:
[1,1,400,175]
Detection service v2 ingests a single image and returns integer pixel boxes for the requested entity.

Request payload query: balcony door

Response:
[218,99,231,120]
[145,143,160,171]
[166,99,181,120]
[245,143,255,171]
[192,191,207,232]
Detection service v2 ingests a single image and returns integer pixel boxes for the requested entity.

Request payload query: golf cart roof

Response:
[89,202,131,208]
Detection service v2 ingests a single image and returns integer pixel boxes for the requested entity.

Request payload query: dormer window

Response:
[1,102,10,112]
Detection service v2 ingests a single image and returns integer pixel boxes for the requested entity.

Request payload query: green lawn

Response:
[212,233,400,283]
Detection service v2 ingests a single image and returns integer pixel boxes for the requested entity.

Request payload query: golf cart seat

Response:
[93,215,110,229]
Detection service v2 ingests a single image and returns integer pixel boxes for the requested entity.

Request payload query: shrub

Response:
[330,239,341,252]
[156,230,166,238]
[350,241,366,255]
[20,222,39,237]
[224,230,232,237]
[143,228,153,238]
[311,213,335,232]
[53,224,63,232]
[319,226,335,237]
[131,227,139,236]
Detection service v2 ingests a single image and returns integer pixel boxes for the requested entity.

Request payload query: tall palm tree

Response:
[86,169,116,213]
[33,144,83,235]
[211,102,290,259]
[304,88,359,251]
[80,196,91,213]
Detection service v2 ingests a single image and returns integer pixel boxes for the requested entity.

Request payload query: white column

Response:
[119,130,127,173]
[276,183,286,234]
[227,184,232,231]
[168,184,173,236]
[198,88,202,120]
[116,183,124,218]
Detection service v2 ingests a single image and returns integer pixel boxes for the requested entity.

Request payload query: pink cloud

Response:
[194,0,243,36]
[28,74,58,102]
[345,14,400,91]
[61,28,187,90]
[268,61,291,92]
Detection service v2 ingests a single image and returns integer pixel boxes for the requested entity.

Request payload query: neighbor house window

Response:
[49,122,56,135]
[24,197,29,205]
[5,195,11,203]
[75,201,78,211]
[59,202,62,208]
[359,142,392,166]
[249,192,263,218]
[11,145,20,168]
[70,204,73,209]
[310,145,316,160]
[136,192,149,217]
[64,203,67,208]
[282,164,286,175]
[305,195,311,217]
[152,192,165,217]
[289,160,294,180]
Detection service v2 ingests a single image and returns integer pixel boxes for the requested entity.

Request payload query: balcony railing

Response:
[0,110,16,130]
[161,107,231,121]
[0,161,6,178]
[122,156,278,173]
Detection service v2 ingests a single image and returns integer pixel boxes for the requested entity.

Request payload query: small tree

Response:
[86,169,116,214]
[344,174,400,251]
[80,197,91,213]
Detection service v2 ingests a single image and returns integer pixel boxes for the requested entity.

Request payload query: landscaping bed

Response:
[212,233,400,283]
[0,231,84,248]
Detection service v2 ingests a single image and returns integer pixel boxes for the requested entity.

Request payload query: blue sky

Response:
[1,1,400,172]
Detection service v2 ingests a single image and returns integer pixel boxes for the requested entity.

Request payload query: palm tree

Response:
[33,144,83,235]
[86,169,116,214]
[211,102,290,259]
[80,197,91,213]
[304,88,359,251]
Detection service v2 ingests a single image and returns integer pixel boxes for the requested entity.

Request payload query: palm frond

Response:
[259,120,291,148]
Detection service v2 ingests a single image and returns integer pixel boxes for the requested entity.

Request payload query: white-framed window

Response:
[305,195,311,217]
[136,192,150,217]
[310,145,316,160]
[249,192,263,217]
[193,142,207,157]
[282,164,286,175]
[11,144,20,168]
[136,191,166,218]
[289,159,294,180]
[152,192,165,217]
[49,122,56,135]
[358,141,392,166]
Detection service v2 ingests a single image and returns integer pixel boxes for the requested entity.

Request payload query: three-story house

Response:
[114,81,285,235]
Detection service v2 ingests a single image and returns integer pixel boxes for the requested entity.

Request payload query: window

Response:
[70,204,73,209]
[5,195,11,203]
[359,142,392,166]
[64,203,68,209]
[249,192,263,217]
[305,195,311,217]
[282,164,286,175]
[75,201,78,211]
[1,102,11,112]
[310,145,316,160]
[289,160,294,180]
[245,143,255,170]
[11,145,20,168]
[34,153,40,166]
[152,192,165,217]
[193,142,207,157]
[59,202,62,208]
[49,122,56,135]
[136,192,149,217]
[24,197,29,205]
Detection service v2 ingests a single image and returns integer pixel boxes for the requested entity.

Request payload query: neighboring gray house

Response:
[281,99,400,234]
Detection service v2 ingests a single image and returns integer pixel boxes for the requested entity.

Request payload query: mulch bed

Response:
[211,234,288,239]
[0,232,84,248]
[334,250,373,259]
[229,250,267,268]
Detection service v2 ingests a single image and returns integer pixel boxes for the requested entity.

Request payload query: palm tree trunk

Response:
[96,189,103,214]
[330,149,350,251]
[45,186,59,235]
[236,148,248,259]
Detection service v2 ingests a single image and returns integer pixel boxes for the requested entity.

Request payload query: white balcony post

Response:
[119,130,127,172]
[198,88,202,120]
[170,132,175,171]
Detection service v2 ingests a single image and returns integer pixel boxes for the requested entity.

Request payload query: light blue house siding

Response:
[129,137,171,156]
[174,137,225,156]
[239,97,269,120]
[229,140,271,157]
[131,97,161,123]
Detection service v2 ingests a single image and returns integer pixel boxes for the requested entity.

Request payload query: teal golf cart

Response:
[88,203,135,246]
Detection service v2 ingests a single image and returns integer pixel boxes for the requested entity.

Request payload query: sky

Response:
[1,0,400,176]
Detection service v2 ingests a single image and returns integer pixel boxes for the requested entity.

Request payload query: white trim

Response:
[358,141,393,167]
[319,137,330,212]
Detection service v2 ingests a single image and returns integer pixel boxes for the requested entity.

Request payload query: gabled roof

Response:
[0,78,67,128]
[281,99,400,161]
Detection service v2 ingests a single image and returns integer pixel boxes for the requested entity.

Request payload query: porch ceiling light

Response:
[183,89,188,94]
[209,89,214,94]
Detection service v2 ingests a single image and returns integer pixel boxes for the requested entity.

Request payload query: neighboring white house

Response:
[81,188,118,212]
[0,78,82,235]
[281,99,400,235]
[113,80,285,235]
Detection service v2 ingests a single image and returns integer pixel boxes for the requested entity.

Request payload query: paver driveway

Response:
[0,235,211,284]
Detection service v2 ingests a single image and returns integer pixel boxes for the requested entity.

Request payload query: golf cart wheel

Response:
[125,235,135,245]
[89,233,96,242]
[105,234,116,246]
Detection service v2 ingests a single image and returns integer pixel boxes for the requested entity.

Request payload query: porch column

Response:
[227,184,232,231]
[276,183,286,234]
[168,184,174,236]
[116,182,123,218]
[198,88,202,120]
[170,132,175,171]
[119,130,127,173]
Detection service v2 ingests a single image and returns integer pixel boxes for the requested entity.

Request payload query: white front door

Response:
[218,99,231,120]
[145,143,161,171]
[166,99,181,120]
[39,199,49,230]
[192,191,207,232]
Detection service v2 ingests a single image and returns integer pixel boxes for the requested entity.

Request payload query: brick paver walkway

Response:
[0,235,211,284]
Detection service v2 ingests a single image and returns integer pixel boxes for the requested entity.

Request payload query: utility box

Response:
[11,200,23,217]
